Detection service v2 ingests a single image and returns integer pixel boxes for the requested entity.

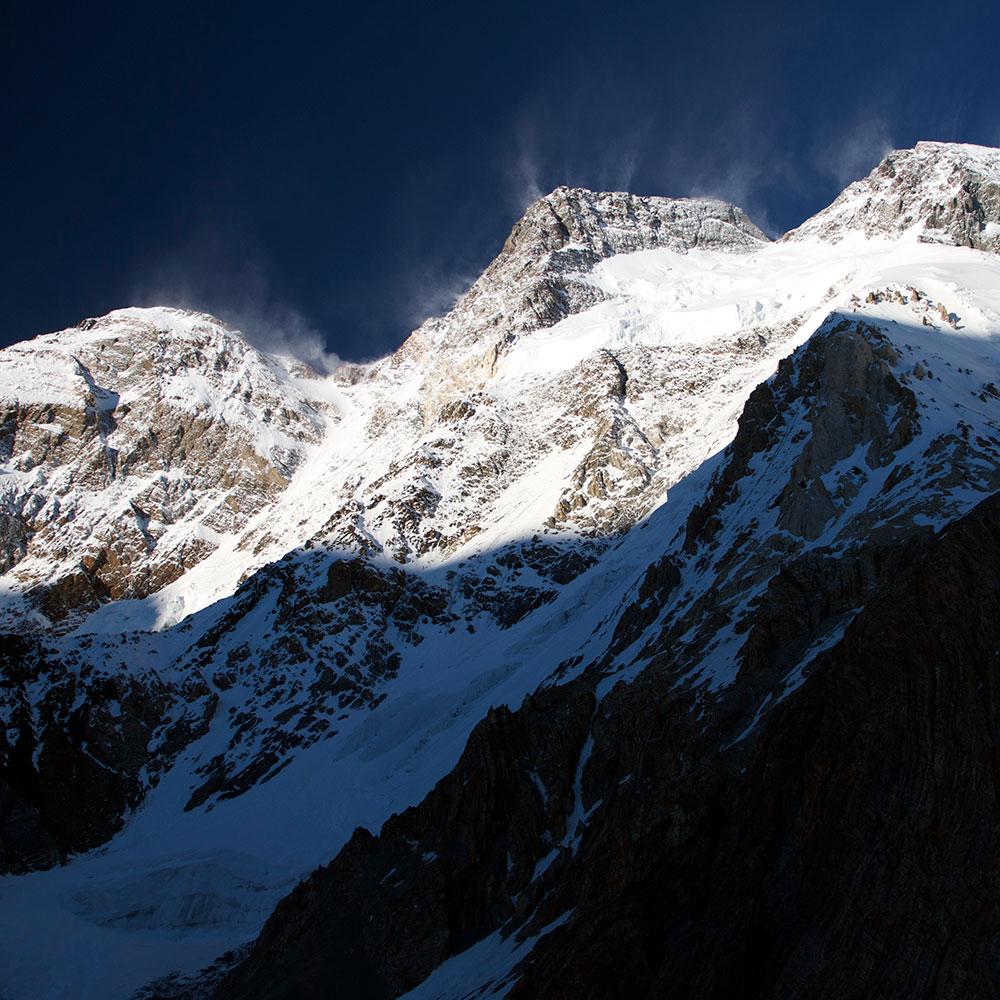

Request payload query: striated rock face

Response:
[404,187,768,358]
[686,316,918,548]
[515,489,1000,1000]
[214,682,598,1000]
[787,141,1000,250]
[0,307,325,625]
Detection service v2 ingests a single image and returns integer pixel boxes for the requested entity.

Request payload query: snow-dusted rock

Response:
[787,140,1000,250]
[0,308,325,621]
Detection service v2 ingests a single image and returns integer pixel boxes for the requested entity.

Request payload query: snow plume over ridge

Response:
[816,115,895,189]
[129,231,341,373]
[229,300,340,374]
[502,93,654,216]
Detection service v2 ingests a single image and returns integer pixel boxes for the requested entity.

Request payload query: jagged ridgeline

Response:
[3,141,1000,1000]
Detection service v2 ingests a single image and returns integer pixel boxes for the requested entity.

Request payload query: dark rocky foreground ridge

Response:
[215,487,1000,1000]
[212,305,1000,999]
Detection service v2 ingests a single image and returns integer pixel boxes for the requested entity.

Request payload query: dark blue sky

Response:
[3,0,999,361]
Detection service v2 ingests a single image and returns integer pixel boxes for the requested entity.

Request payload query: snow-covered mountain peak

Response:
[8,147,1000,1000]
[787,140,1000,250]
[911,138,1000,171]
[507,185,769,259]
[1,307,279,405]
[0,304,325,457]
[0,306,329,624]
[397,187,769,376]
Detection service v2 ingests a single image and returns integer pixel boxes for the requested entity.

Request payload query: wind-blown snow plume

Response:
[816,115,895,189]
[130,231,340,373]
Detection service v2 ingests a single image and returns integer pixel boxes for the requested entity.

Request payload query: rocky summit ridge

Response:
[3,142,1000,1000]
[406,187,768,352]
[787,140,1000,248]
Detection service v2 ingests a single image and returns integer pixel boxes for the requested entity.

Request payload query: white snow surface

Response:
[4,146,1000,999]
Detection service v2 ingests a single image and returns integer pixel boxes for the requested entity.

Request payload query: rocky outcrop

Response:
[686,316,917,549]
[167,539,596,815]
[0,632,215,873]
[404,187,769,360]
[0,777,60,874]
[787,141,1000,250]
[214,682,598,1000]
[0,308,325,626]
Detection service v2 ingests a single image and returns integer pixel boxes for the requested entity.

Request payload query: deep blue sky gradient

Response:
[3,0,999,360]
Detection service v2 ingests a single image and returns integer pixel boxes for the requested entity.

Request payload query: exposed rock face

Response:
[0,308,324,625]
[787,141,1000,250]
[215,489,1000,1000]
[0,631,216,872]
[403,187,768,360]
[686,316,918,549]
[214,682,598,1000]
[149,534,598,814]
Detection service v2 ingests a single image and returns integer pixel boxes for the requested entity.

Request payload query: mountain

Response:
[3,142,1000,1000]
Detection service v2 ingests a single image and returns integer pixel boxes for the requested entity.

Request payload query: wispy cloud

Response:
[397,261,480,330]
[593,119,653,194]
[650,100,800,238]
[501,94,655,215]
[505,121,544,213]
[683,157,784,239]
[128,229,341,373]
[815,116,894,189]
